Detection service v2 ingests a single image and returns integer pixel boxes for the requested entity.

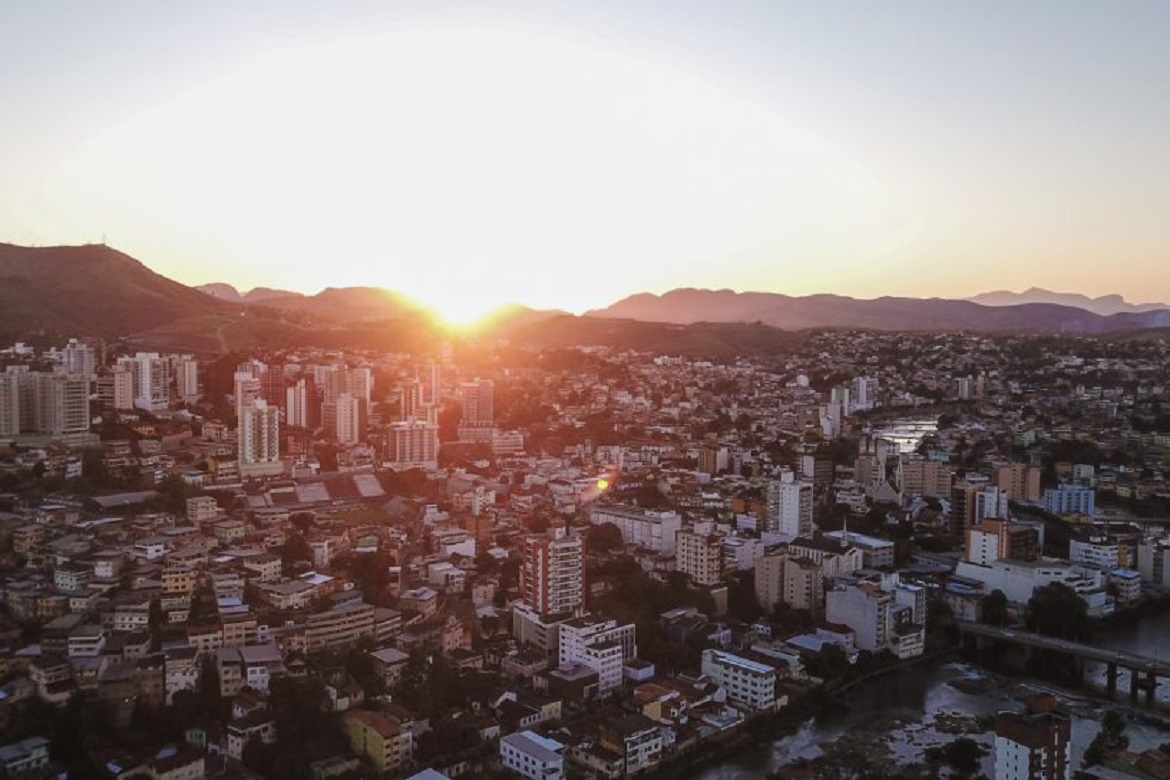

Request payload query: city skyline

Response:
[3,2,1169,322]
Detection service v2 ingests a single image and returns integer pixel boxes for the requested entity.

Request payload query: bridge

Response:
[956,621,1168,704]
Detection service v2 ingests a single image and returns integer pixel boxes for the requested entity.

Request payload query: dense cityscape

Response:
[0,325,1169,779]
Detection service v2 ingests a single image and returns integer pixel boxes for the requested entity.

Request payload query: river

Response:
[868,417,939,454]
[689,613,1170,779]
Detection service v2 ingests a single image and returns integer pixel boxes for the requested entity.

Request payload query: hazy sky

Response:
[2,1,1169,320]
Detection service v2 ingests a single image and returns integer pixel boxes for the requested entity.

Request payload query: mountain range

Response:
[584,288,1170,333]
[4,242,1170,355]
[967,287,1170,316]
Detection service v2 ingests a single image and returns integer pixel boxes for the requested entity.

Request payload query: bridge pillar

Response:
[1106,664,1118,695]
[1131,669,1141,703]
[1146,672,1158,706]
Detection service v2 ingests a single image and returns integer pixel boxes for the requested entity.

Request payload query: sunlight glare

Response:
[53,24,905,311]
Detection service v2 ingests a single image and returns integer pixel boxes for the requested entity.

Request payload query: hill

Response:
[0,243,229,337]
[969,287,1170,315]
[196,283,303,304]
[586,288,1170,334]
[198,283,435,323]
[504,315,810,356]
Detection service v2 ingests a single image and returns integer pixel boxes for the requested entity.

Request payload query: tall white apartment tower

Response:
[461,379,495,424]
[765,470,814,540]
[60,338,97,378]
[30,374,89,437]
[174,357,200,405]
[421,361,441,406]
[119,353,172,413]
[233,371,262,416]
[333,393,364,445]
[0,372,20,437]
[238,399,282,477]
[285,378,315,429]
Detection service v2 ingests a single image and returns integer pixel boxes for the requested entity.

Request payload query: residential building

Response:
[1137,538,1170,587]
[97,365,135,412]
[385,420,439,468]
[1042,485,1095,518]
[675,527,725,586]
[238,399,282,477]
[0,737,50,775]
[900,456,953,499]
[588,505,682,555]
[966,519,1040,565]
[558,614,636,695]
[118,352,172,412]
[755,553,824,614]
[345,710,413,774]
[700,649,777,712]
[599,713,663,774]
[765,471,813,540]
[994,710,1071,780]
[992,462,1043,503]
[500,731,564,780]
[521,526,585,619]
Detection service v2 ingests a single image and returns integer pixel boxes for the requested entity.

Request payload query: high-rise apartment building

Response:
[675,528,725,586]
[765,471,813,540]
[385,420,439,469]
[755,552,824,613]
[60,338,97,378]
[951,476,991,539]
[119,353,172,412]
[238,399,281,477]
[401,379,423,422]
[900,456,953,499]
[558,614,636,694]
[851,376,878,413]
[233,371,262,416]
[332,393,365,445]
[992,462,1042,503]
[521,526,585,619]
[966,519,1039,565]
[28,374,89,438]
[994,710,1071,780]
[974,486,1011,523]
[0,372,20,438]
[174,357,200,405]
[461,379,494,424]
[419,361,441,406]
[285,378,317,429]
[97,366,135,412]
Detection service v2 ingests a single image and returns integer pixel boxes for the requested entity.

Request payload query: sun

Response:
[419,291,503,328]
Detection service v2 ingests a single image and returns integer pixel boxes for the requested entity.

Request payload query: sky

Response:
[2,1,1169,322]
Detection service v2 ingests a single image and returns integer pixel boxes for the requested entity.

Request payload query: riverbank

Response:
[688,658,1170,780]
[663,652,945,780]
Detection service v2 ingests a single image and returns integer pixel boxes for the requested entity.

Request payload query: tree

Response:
[523,515,550,534]
[587,522,624,554]
[804,642,849,681]
[281,533,313,575]
[1026,582,1090,641]
[982,589,1010,626]
[726,573,761,623]
[290,512,316,534]
[929,737,983,775]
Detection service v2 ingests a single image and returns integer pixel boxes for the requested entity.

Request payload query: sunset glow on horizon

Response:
[3,2,1170,311]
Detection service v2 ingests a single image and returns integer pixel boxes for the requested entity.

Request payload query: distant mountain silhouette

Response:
[197,283,302,304]
[7,243,1170,353]
[0,243,229,337]
[586,287,1170,333]
[969,287,1170,316]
